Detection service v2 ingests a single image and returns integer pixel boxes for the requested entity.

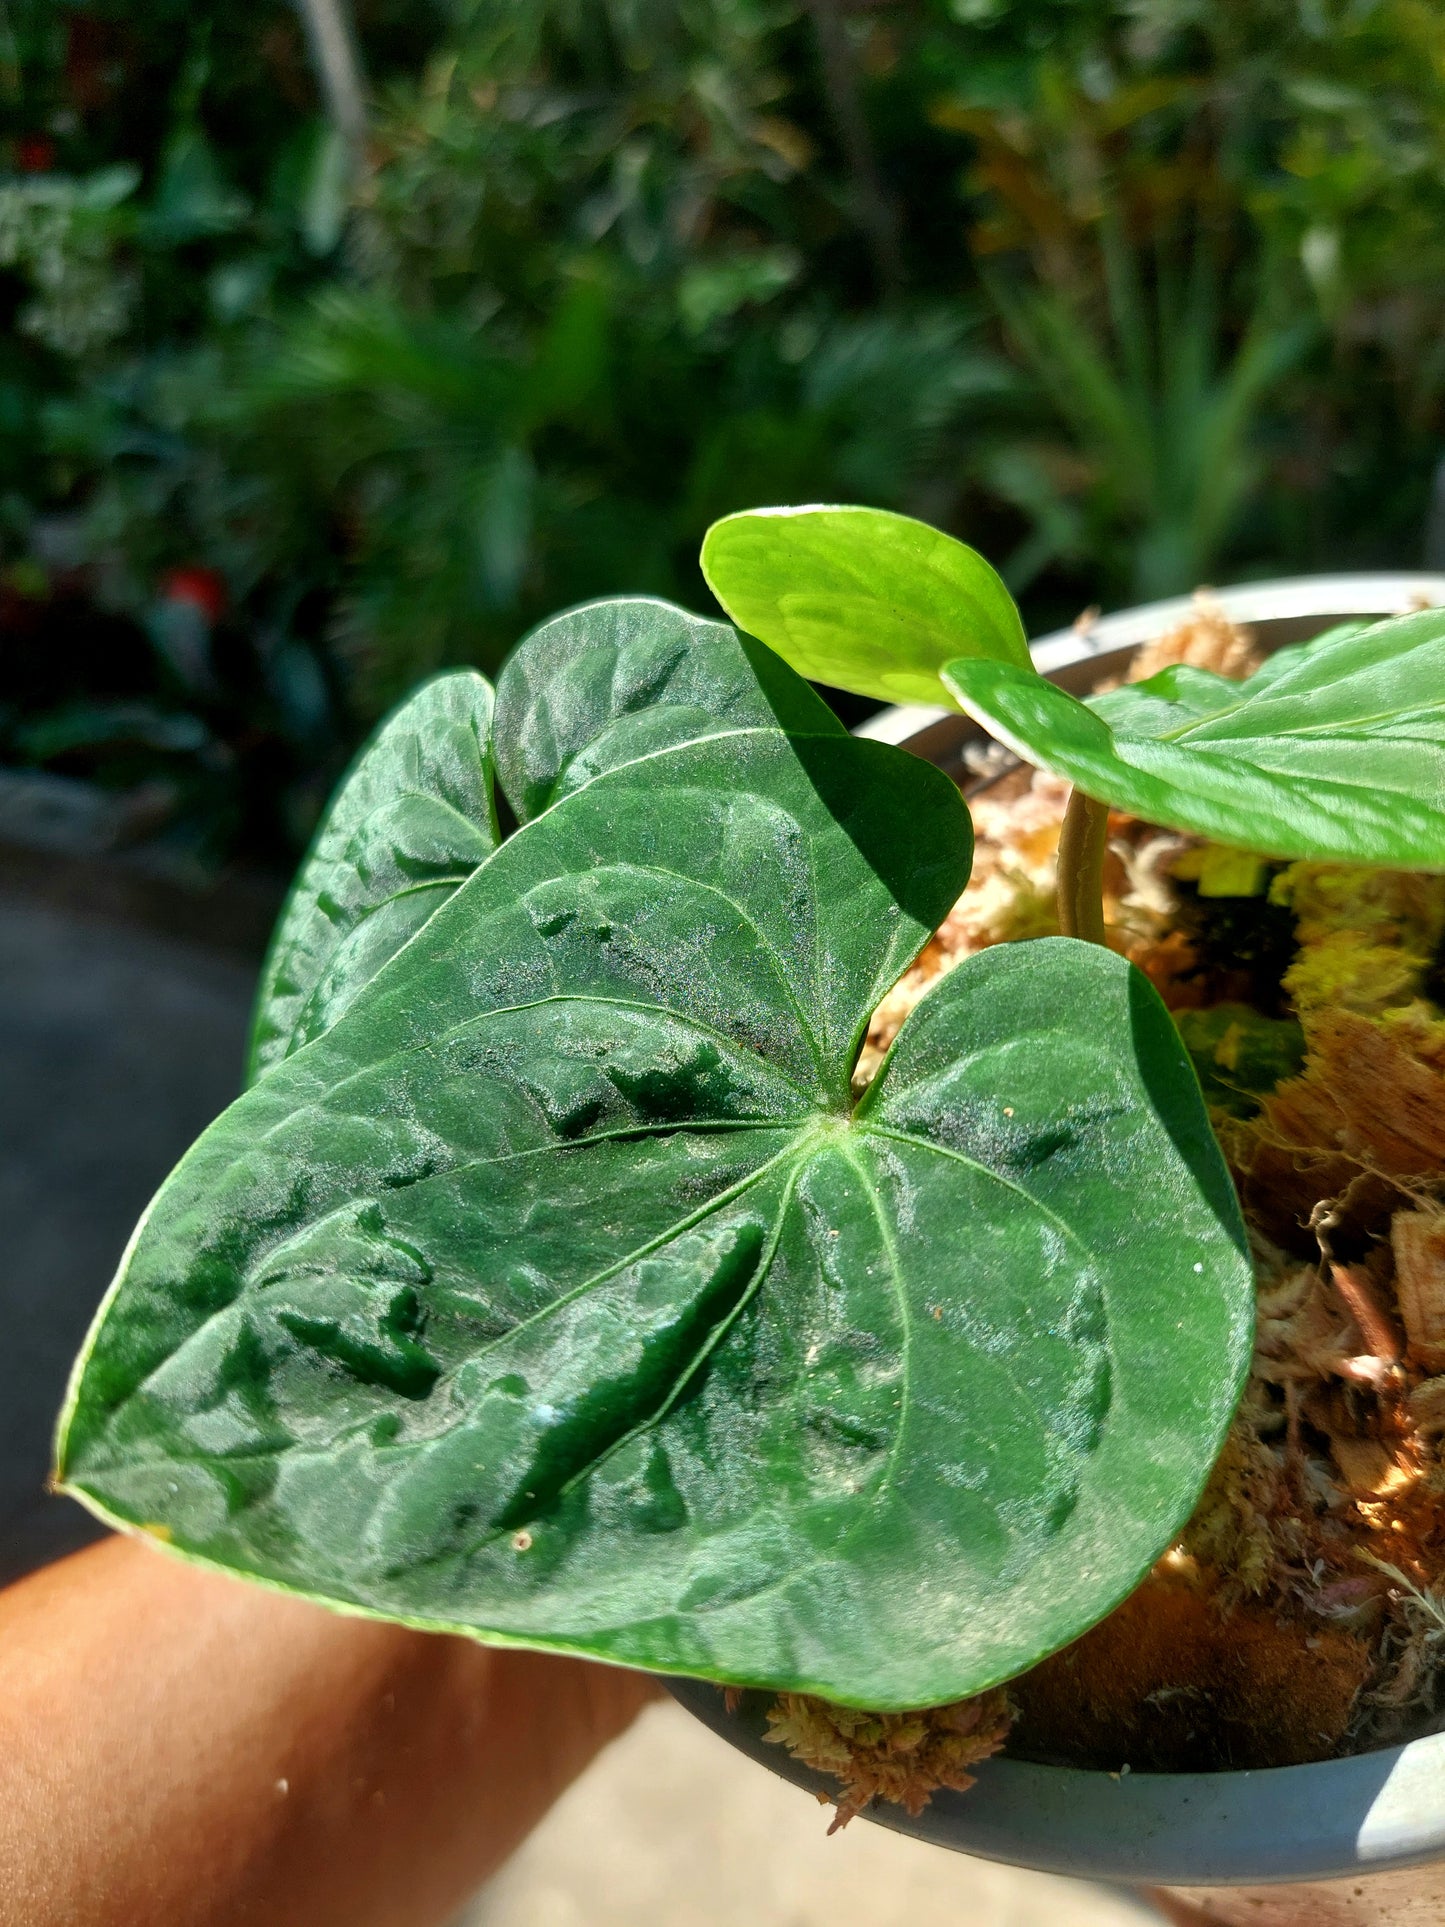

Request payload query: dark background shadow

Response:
[0,887,255,1583]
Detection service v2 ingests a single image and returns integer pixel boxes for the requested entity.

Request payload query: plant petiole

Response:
[1056,787,1110,946]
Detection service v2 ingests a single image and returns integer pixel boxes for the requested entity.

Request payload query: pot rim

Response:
[667,1678,1445,1888]
[670,569,1445,1888]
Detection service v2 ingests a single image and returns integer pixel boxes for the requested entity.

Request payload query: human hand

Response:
[0,1535,657,1927]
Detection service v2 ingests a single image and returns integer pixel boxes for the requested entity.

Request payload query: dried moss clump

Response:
[763,1689,1013,1830]
[1125,590,1264,684]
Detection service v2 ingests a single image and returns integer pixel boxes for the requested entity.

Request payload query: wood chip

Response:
[1407,1375,1445,1438]
[1331,1437,1406,1499]
[1392,1209,1445,1371]
[1126,592,1261,684]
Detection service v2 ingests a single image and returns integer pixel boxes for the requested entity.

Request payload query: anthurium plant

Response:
[702,505,1445,948]
[57,569,1264,1714]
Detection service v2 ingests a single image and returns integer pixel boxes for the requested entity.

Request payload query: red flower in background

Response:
[15,136,55,174]
[161,567,228,625]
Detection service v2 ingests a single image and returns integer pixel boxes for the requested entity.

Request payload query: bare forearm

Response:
[0,1535,652,1927]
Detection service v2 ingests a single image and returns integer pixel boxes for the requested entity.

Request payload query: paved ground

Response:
[466,1698,1159,1927]
[0,884,1158,1926]
[0,892,256,1581]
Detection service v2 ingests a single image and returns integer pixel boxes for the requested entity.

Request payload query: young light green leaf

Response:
[701,504,1031,707]
[60,720,1249,1710]
[943,605,1445,867]
[246,672,499,1083]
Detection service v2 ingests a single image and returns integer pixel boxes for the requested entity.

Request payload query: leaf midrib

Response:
[1156,704,1445,747]
[1110,732,1445,806]
[109,1123,823,1473]
[644,1119,1100,1636]
[593,861,839,1104]
[283,723,828,1060]
[100,1107,1107,1584]
[1133,639,1445,746]
[255,992,820,1155]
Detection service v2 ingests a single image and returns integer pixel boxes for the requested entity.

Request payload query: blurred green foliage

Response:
[5,0,1445,862]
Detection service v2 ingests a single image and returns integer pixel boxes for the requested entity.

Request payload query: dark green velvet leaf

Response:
[61,714,1250,1708]
[492,593,844,823]
[249,597,843,1084]
[943,607,1445,867]
[246,672,499,1082]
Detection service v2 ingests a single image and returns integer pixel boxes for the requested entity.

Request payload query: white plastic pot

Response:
[670,572,1445,1924]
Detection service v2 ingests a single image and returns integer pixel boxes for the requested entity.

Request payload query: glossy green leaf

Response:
[701,504,1031,707]
[60,707,1250,1708]
[943,606,1445,867]
[249,596,844,1084]
[246,672,500,1083]
[492,593,845,823]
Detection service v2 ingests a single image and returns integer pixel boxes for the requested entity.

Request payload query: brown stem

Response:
[1311,1198,1407,1372]
[1056,787,1109,945]
[1329,1262,1405,1369]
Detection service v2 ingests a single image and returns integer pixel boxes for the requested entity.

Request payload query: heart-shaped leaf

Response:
[943,606,1445,867]
[493,593,846,822]
[701,504,1031,707]
[247,672,499,1082]
[60,687,1250,1707]
[249,597,845,1083]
